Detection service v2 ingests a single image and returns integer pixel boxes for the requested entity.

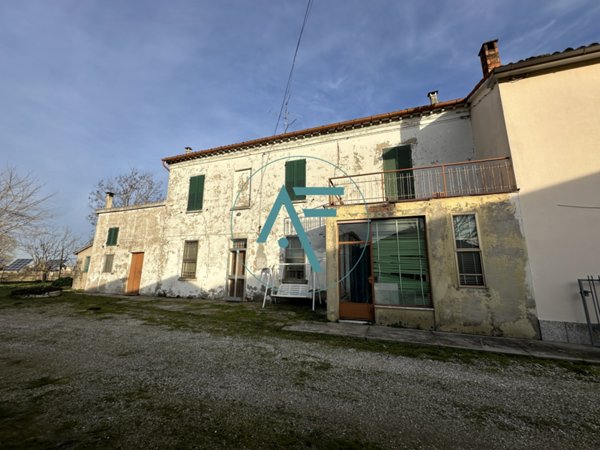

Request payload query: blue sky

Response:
[1,0,599,241]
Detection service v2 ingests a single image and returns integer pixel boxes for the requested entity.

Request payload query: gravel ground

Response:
[1,305,599,449]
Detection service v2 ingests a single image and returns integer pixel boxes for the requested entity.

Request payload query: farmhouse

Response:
[75,40,600,344]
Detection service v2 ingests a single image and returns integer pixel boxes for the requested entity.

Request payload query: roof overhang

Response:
[162,99,466,165]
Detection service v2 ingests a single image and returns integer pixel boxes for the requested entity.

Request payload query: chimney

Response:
[105,192,114,209]
[478,39,501,76]
[427,90,439,105]
[185,147,193,153]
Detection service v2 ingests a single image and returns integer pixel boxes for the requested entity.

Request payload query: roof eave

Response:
[162,99,466,165]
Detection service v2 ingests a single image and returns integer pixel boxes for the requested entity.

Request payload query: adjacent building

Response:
[78,40,600,344]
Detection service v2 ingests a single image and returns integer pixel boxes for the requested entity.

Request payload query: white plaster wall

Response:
[155,108,475,298]
[85,204,166,294]
[470,81,511,159]
[499,62,600,323]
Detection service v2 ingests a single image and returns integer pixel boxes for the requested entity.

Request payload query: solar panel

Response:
[3,259,33,271]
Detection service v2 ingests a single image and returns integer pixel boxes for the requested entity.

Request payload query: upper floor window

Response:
[285,159,306,201]
[232,169,251,209]
[187,175,205,211]
[106,227,119,246]
[83,256,91,273]
[452,214,485,287]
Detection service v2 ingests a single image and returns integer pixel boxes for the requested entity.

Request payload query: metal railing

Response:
[328,157,517,206]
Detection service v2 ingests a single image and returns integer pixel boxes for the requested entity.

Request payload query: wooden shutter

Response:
[83,256,91,272]
[106,227,119,246]
[383,146,413,200]
[285,160,306,201]
[187,175,205,211]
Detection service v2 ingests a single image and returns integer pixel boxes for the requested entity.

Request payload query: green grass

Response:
[0,283,599,378]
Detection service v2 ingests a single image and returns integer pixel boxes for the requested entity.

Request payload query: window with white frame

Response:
[452,214,485,286]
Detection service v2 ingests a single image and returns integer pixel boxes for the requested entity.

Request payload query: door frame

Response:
[125,252,144,295]
[337,220,374,321]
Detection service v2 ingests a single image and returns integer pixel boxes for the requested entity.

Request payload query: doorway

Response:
[226,239,247,301]
[126,252,144,295]
[338,222,374,321]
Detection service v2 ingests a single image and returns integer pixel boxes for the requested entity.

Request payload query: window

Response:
[106,227,119,246]
[283,236,305,282]
[187,175,205,211]
[83,256,91,273]
[452,214,485,286]
[103,254,114,273]
[372,218,431,306]
[232,169,251,209]
[181,241,199,279]
[285,159,306,201]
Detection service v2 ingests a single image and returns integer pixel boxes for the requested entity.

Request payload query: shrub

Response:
[10,285,62,297]
[51,277,73,287]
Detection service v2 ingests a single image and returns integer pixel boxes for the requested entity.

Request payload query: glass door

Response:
[338,222,374,321]
[226,239,247,301]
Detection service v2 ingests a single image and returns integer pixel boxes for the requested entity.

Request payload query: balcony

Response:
[328,157,517,206]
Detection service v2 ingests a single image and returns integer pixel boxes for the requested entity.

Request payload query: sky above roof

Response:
[1,0,599,241]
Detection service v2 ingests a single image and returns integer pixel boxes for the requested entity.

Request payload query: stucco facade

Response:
[81,40,600,344]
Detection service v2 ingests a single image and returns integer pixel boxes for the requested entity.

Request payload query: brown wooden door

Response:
[126,252,144,295]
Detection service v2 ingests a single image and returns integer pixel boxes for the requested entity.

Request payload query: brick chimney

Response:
[105,192,114,209]
[478,39,501,76]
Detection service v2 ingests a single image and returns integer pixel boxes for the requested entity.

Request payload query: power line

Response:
[273,0,313,135]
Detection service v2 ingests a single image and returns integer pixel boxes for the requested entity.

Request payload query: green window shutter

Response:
[106,227,119,246]
[187,175,205,211]
[285,160,306,201]
[83,256,91,272]
[383,146,413,200]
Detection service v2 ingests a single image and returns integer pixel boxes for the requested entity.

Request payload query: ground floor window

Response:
[227,239,247,299]
[181,241,198,279]
[372,218,431,307]
[102,254,114,273]
[83,256,91,273]
[452,214,485,286]
[282,236,306,283]
[337,218,431,310]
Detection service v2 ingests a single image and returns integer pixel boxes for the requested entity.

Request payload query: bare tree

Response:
[0,167,51,261]
[21,227,80,281]
[87,168,164,225]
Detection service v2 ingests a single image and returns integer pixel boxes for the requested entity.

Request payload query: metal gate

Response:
[578,276,600,347]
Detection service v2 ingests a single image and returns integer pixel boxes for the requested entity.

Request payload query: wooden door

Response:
[126,252,144,295]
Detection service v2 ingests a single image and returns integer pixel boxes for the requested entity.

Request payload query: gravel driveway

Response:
[1,299,599,449]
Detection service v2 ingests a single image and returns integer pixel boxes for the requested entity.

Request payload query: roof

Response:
[162,99,465,165]
[162,41,600,167]
[74,242,93,255]
[496,43,600,76]
[3,258,33,271]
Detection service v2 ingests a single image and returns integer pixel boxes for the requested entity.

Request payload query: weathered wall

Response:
[72,246,93,290]
[326,193,539,339]
[498,62,600,343]
[85,203,166,295]
[149,107,475,299]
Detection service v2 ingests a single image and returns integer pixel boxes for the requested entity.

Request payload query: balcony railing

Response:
[328,157,517,206]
